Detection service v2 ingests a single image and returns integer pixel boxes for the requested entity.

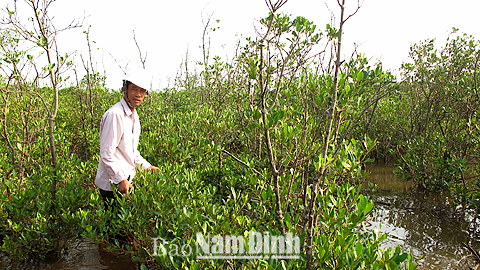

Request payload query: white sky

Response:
[4,0,480,90]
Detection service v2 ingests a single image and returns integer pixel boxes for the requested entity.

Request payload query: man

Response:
[95,69,158,203]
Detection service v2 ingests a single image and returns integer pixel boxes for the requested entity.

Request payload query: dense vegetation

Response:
[0,0,478,269]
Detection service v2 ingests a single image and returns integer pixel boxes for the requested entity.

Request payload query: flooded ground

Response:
[365,163,480,269]
[2,163,479,269]
[0,240,138,270]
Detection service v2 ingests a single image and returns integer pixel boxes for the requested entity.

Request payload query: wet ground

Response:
[0,240,137,270]
[2,163,479,269]
[365,163,480,269]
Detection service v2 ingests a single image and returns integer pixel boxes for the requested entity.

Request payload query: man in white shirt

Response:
[95,69,158,204]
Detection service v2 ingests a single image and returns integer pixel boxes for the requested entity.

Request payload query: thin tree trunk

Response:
[365,97,379,135]
[259,43,286,234]
[32,1,60,201]
[305,1,346,268]
[48,116,58,200]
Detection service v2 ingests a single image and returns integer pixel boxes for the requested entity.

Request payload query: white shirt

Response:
[95,98,151,191]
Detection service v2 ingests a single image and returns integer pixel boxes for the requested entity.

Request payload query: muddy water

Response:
[2,164,479,269]
[366,163,480,269]
[0,240,138,270]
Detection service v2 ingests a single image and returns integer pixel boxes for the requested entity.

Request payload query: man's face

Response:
[124,83,147,107]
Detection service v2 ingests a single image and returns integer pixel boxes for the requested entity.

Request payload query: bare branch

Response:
[222,149,263,176]
[343,0,363,23]
[133,29,147,69]
[109,52,128,76]
[201,12,213,69]
[265,0,288,12]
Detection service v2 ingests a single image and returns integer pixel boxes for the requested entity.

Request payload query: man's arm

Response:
[99,111,126,184]
[134,149,151,169]
[134,149,159,171]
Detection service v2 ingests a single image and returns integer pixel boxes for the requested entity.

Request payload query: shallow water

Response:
[2,164,479,269]
[366,163,480,269]
[0,240,137,270]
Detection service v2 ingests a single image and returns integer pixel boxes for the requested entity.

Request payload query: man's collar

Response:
[120,98,136,117]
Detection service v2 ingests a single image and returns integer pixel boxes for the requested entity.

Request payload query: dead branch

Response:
[133,29,147,69]
[222,149,263,176]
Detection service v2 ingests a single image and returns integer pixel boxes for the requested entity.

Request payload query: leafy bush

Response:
[0,1,419,269]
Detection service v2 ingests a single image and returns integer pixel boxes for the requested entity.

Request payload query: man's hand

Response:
[118,179,133,194]
[146,165,160,172]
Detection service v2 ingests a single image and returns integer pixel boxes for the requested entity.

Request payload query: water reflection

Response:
[44,240,137,270]
[2,164,479,269]
[366,163,480,269]
[0,240,137,270]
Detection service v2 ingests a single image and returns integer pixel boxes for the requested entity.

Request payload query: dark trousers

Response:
[98,188,127,244]
[99,189,117,211]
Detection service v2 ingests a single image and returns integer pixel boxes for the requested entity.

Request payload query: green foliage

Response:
[352,29,480,228]
[0,4,418,270]
[0,157,96,259]
[312,182,415,269]
[394,134,468,192]
[372,31,480,194]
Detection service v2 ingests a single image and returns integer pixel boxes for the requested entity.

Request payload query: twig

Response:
[222,149,263,176]
[396,145,415,177]
[133,29,147,69]
[463,242,480,262]
[109,52,128,76]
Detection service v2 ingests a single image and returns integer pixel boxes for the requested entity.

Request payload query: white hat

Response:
[124,68,152,91]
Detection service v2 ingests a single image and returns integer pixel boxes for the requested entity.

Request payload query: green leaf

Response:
[355,242,364,257]
[356,71,364,81]
[284,213,292,229]
[364,202,374,214]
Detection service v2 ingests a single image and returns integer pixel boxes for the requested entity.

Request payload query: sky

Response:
[3,0,480,90]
